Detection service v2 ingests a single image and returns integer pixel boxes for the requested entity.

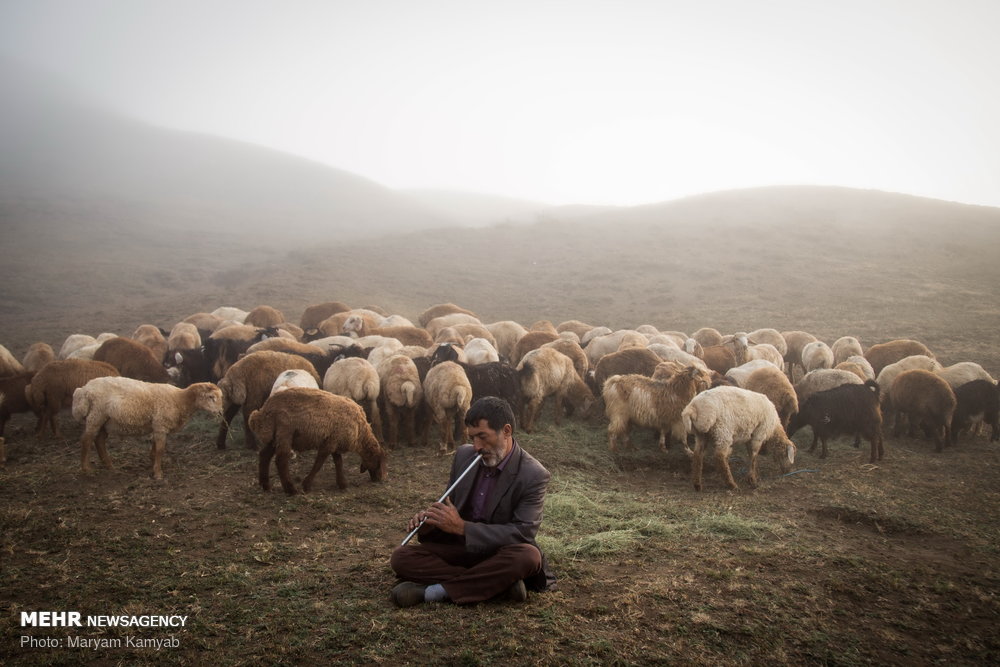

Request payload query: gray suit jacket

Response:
[422,440,556,591]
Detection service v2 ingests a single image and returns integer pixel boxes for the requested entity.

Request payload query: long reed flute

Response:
[400,453,484,546]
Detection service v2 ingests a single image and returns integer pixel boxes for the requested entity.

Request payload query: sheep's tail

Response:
[681,402,697,436]
[454,385,471,410]
[71,386,90,421]
[402,381,417,408]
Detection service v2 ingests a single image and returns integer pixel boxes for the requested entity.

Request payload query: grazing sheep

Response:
[590,347,663,396]
[166,322,202,353]
[26,359,120,437]
[700,343,740,375]
[781,330,818,379]
[800,341,834,374]
[342,314,435,347]
[58,334,98,360]
[647,334,680,349]
[433,326,466,346]
[935,362,997,389]
[831,336,864,365]
[250,388,387,494]
[744,343,784,369]
[317,309,386,338]
[422,361,473,454]
[795,369,864,405]
[747,328,787,356]
[93,337,171,383]
[648,345,709,372]
[299,301,351,333]
[603,366,712,452]
[425,313,483,339]
[581,326,613,347]
[21,342,55,374]
[951,380,999,442]
[215,351,320,450]
[517,347,595,432]
[584,330,648,368]
[211,306,249,323]
[204,324,279,381]
[724,360,779,388]
[245,305,285,328]
[183,312,225,338]
[540,338,588,381]
[464,337,501,365]
[270,369,320,395]
[245,337,340,379]
[691,327,724,347]
[865,339,935,376]
[323,356,383,441]
[131,324,169,363]
[683,338,704,358]
[0,373,34,437]
[378,354,424,447]
[876,355,943,430]
[787,381,884,462]
[512,330,560,366]
[683,386,797,492]
[426,356,524,428]
[556,319,595,340]
[0,344,26,377]
[835,357,876,381]
[888,369,956,451]
[366,339,408,371]
[743,365,799,432]
[164,348,212,388]
[484,320,528,362]
[73,377,223,479]
[418,303,478,328]
[378,314,416,328]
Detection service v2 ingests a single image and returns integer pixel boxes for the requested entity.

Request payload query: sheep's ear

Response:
[175,352,183,365]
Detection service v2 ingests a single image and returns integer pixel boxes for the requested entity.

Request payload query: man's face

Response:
[468,419,513,467]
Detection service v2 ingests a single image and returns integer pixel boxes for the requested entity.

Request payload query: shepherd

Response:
[389,396,556,606]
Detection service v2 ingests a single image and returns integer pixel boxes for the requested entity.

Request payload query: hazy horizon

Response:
[2,1,999,209]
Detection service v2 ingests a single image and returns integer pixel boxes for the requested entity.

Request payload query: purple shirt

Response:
[468,443,517,522]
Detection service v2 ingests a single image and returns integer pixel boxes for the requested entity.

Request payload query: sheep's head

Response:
[360,441,388,483]
[773,434,796,472]
[342,314,364,336]
[191,383,225,417]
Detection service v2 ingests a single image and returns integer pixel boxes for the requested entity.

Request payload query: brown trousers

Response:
[390,542,542,604]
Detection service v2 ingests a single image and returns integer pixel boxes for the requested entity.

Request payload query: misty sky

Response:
[2,0,999,207]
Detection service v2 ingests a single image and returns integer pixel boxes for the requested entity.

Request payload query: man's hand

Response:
[420,497,465,536]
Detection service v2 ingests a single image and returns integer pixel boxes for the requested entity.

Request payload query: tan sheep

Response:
[781,330,819,379]
[831,336,864,365]
[425,313,484,339]
[691,327,724,347]
[555,319,595,340]
[299,301,351,332]
[0,343,26,376]
[603,366,712,452]
[21,342,55,374]
[72,376,223,479]
[378,354,424,447]
[512,330,560,366]
[249,388,387,494]
[270,369,320,395]
[422,361,473,454]
[131,324,169,363]
[517,347,595,432]
[167,322,202,352]
[743,365,799,432]
[800,341,834,374]
[245,305,286,328]
[484,320,528,362]
[323,356,383,442]
[747,328,788,356]
[418,303,478,328]
[683,385,797,492]
[215,351,320,450]
[26,359,121,437]
[540,338,589,381]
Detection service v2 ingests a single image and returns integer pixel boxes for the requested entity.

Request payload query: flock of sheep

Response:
[0,300,997,492]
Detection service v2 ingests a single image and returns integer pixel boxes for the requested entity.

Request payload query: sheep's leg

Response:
[49,406,62,439]
[95,425,113,470]
[691,433,708,491]
[332,451,346,490]
[215,403,241,449]
[715,438,738,491]
[524,398,542,433]
[404,406,418,447]
[746,442,760,489]
[439,410,454,454]
[275,449,298,495]
[242,408,259,450]
[80,425,97,473]
[819,432,829,459]
[369,400,384,443]
[303,450,331,492]
[552,391,564,426]
[258,442,276,490]
[150,432,167,480]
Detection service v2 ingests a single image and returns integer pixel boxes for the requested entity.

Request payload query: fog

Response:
[2,0,1000,208]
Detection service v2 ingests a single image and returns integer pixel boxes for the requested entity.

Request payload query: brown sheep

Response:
[1,372,34,437]
[781,330,819,379]
[249,388,387,494]
[21,342,56,374]
[556,319,596,340]
[887,369,956,451]
[323,356,383,442]
[299,301,351,332]
[541,338,589,382]
[73,377,223,479]
[590,347,663,395]
[418,303,478,328]
[865,339,935,377]
[245,305,286,328]
[94,337,170,383]
[743,365,799,432]
[215,351,320,450]
[603,366,712,452]
[517,347,595,432]
[26,359,121,437]
[512,330,560,366]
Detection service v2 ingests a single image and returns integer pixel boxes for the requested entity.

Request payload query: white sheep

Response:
[517,347,595,432]
[463,337,501,365]
[584,330,648,367]
[648,345,709,372]
[724,360,780,387]
[425,313,483,339]
[683,385,797,491]
[744,343,784,368]
[378,354,423,447]
[934,362,997,389]
[836,355,876,381]
[270,369,320,395]
[72,376,223,479]
[323,356,383,442]
[422,361,473,454]
[801,341,834,374]
[0,344,26,376]
[747,328,788,356]
[211,306,249,323]
[795,369,864,405]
